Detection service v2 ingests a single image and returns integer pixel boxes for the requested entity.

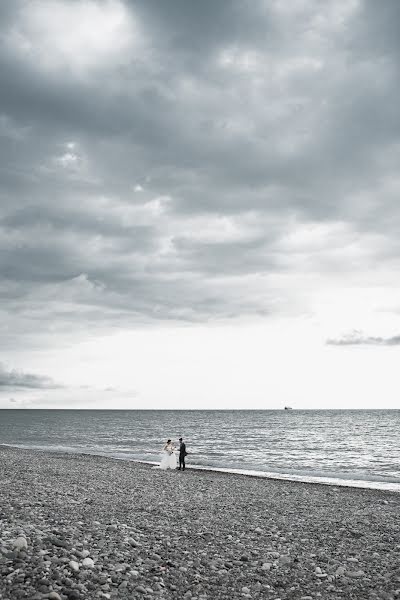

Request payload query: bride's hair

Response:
[166,439,171,444]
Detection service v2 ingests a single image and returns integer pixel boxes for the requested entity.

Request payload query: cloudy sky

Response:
[1,0,400,409]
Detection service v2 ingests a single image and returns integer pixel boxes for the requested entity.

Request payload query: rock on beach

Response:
[0,445,399,600]
[12,536,28,551]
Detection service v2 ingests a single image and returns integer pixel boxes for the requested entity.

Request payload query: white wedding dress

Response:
[160,445,177,470]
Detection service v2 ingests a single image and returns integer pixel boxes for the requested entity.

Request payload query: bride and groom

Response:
[160,437,187,471]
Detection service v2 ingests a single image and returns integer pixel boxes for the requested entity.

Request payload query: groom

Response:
[178,437,187,471]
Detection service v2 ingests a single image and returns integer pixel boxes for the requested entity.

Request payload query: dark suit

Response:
[179,442,186,470]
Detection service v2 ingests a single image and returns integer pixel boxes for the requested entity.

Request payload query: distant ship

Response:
[284,406,293,410]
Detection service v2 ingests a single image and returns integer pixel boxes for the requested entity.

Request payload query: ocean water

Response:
[0,409,399,492]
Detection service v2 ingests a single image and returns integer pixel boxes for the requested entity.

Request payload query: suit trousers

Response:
[179,454,185,470]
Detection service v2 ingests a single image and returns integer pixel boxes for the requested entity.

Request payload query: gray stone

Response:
[69,560,80,572]
[347,570,365,578]
[13,537,28,551]
[82,557,94,568]
[136,585,147,594]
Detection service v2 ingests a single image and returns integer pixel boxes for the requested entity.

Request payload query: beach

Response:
[0,446,399,600]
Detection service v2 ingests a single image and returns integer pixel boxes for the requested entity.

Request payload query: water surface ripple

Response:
[0,409,399,492]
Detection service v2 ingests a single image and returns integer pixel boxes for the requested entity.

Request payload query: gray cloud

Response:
[327,332,400,346]
[1,0,400,349]
[0,363,62,389]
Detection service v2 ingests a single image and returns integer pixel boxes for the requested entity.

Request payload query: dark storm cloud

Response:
[0,362,62,389]
[327,332,400,346]
[1,0,400,344]
[130,0,278,69]
[171,234,282,276]
[2,204,155,250]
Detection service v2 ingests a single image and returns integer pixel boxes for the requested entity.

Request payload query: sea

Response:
[0,409,399,492]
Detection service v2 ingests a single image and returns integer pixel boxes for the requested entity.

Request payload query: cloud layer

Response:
[327,331,400,346]
[0,362,61,389]
[1,0,400,355]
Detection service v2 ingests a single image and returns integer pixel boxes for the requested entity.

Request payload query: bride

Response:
[160,439,177,470]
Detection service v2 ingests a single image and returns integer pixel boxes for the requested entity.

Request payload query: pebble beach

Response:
[0,446,399,600]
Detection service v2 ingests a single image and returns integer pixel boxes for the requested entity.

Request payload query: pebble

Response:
[0,446,398,600]
[136,585,147,594]
[82,557,95,568]
[13,537,28,551]
[69,560,80,572]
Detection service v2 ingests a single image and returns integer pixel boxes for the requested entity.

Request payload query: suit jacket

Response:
[179,442,186,457]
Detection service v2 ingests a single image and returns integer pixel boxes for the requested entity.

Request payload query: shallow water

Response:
[0,409,399,491]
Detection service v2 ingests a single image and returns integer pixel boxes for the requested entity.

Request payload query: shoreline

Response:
[1,445,400,600]
[2,443,399,494]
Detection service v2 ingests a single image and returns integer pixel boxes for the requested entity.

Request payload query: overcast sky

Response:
[1,0,400,409]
